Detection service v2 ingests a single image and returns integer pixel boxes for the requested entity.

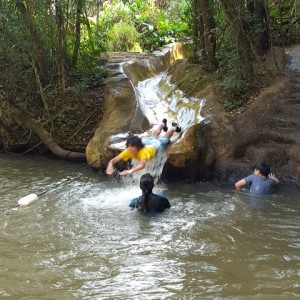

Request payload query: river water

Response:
[1,154,299,299]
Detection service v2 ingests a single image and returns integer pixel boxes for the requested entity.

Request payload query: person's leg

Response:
[163,122,181,138]
[163,127,175,139]
[153,119,168,137]
[153,124,164,137]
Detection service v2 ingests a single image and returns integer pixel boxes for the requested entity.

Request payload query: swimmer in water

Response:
[129,173,171,212]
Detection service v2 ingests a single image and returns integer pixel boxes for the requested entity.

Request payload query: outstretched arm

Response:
[119,159,147,176]
[106,155,122,175]
[235,179,247,191]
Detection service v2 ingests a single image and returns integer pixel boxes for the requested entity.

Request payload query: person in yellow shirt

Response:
[106,119,181,176]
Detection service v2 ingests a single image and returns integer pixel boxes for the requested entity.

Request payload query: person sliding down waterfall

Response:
[106,119,181,176]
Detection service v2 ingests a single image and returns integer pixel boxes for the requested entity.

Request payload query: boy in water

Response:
[106,119,181,176]
[235,162,280,195]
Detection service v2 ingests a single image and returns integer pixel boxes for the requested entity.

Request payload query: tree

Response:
[55,0,66,95]
[0,92,86,161]
[247,0,270,54]
[72,0,85,67]
[16,0,47,84]
[199,0,217,71]
[191,0,203,63]
[219,0,259,79]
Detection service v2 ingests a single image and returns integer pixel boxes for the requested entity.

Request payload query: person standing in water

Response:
[235,162,280,195]
[106,119,181,176]
[129,173,171,212]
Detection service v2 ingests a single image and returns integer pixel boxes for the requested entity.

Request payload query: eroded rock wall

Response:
[86,43,300,185]
[85,43,188,168]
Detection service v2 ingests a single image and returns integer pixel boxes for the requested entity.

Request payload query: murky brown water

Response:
[1,154,299,299]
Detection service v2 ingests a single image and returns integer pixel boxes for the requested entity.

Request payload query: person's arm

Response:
[106,155,122,175]
[129,196,142,208]
[162,197,171,208]
[119,159,147,176]
[235,179,247,191]
[269,173,280,184]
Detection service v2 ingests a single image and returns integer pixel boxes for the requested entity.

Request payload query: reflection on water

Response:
[1,154,299,299]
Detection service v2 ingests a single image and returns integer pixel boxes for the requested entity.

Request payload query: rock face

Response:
[230,46,300,185]
[85,43,189,168]
[86,43,300,185]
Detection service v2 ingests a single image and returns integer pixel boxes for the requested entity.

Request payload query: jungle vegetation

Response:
[0,0,299,156]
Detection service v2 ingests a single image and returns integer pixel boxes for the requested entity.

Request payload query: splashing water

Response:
[135,73,206,130]
[1,153,299,300]
[129,151,168,184]
[108,71,206,183]
[80,184,141,210]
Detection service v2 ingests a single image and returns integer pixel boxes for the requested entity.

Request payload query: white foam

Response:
[81,186,141,210]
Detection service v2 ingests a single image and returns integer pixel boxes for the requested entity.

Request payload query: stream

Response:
[1,154,299,299]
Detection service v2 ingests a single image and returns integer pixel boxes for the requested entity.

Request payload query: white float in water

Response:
[18,193,38,207]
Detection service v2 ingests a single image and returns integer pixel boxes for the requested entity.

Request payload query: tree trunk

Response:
[219,0,258,78]
[264,0,283,75]
[199,0,217,71]
[31,61,54,132]
[96,1,100,41]
[255,0,270,53]
[0,97,86,161]
[72,0,84,66]
[55,0,66,95]
[247,0,270,54]
[191,0,203,63]
[16,0,47,84]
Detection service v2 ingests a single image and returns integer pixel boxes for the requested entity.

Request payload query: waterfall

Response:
[109,70,206,182]
[87,43,208,180]
[129,151,168,184]
[135,73,206,134]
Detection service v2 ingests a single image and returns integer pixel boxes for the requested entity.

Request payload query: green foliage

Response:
[107,21,141,51]
[72,26,105,77]
[269,0,300,45]
[1,0,299,120]
[136,1,190,51]
[222,76,249,110]
[97,0,134,45]
[96,0,190,52]
[216,40,254,110]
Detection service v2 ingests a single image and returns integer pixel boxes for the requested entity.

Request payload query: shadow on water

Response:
[1,154,300,299]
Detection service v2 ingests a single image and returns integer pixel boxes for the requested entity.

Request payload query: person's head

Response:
[140,173,154,194]
[139,173,155,212]
[254,162,270,177]
[126,136,144,155]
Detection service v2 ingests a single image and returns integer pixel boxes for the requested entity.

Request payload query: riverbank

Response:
[1,44,300,186]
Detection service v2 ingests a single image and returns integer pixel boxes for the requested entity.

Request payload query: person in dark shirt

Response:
[129,173,171,212]
[235,162,280,195]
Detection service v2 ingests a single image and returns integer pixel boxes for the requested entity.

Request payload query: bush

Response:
[107,21,141,52]
[222,76,249,110]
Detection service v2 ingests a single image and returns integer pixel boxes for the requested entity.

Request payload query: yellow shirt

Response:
[119,145,156,162]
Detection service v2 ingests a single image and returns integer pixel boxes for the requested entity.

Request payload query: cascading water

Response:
[135,73,206,130]
[109,70,206,182]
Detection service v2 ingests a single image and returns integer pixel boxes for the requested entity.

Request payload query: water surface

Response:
[1,154,299,299]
